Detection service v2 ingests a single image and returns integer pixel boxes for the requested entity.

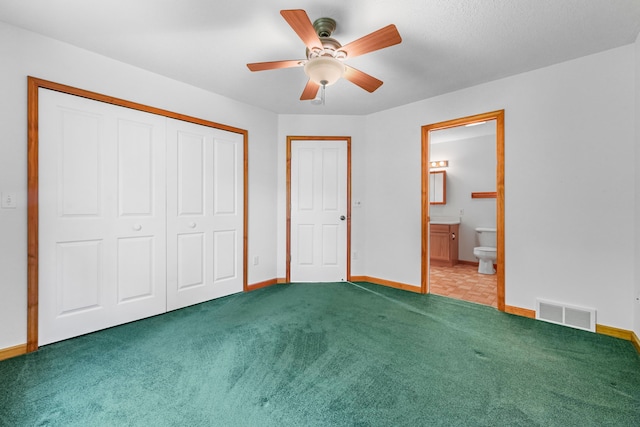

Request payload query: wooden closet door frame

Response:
[27,77,249,352]
[421,110,505,311]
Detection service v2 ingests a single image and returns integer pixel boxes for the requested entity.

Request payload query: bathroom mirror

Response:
[430,170,446,204]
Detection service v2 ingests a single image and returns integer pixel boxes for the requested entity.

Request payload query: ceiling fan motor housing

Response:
[306,37,345,59]
[313,17,337,38]
[306,17,347,60]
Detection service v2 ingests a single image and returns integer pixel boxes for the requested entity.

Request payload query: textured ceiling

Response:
[1,0,639,115]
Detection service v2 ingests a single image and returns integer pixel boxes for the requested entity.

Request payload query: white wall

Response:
[0,22,278,349]
[430,134,497,261]
[276,115,367,278]
[363,45,636,329]
[634,32,640,338]
[2,21,638,350]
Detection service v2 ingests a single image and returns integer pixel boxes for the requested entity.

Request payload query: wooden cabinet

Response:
[430,223,459,266]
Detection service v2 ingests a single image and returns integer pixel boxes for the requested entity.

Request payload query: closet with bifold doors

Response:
[38,88,244,345]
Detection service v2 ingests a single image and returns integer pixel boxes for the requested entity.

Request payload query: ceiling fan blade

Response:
[300,80,320,100]
[281,9,323,51]
[344,66,383,92]
[247,60,304,72]
[339,24,402,59]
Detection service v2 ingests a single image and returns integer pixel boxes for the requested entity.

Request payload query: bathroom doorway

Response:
[420,111,505,311]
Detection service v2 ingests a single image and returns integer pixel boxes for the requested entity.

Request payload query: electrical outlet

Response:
[459,209,464,216]
[353,251,359,260]
[1,193,17,209]
[253,256,259,266]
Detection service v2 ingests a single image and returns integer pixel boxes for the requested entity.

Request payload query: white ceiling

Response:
[2,0,639,115]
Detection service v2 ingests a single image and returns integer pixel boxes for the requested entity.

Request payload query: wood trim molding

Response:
[285,136,351,283]
[0,344,27,361]
[27,76,249,353]
[242,132,249,294]
[246,279,279,291]
[421,110,505,311]
[596,325,640,355]
[632,332,640,354]
[471,192,497,199]
[596,324,633,341]
[349,276,422,294]
[505,306,640,355]
[277,278,288,284]
[28,78,247,134]
[505,305,536,319]
[27,78,39,352]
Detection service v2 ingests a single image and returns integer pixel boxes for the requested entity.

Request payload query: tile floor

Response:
[429,263,498,308]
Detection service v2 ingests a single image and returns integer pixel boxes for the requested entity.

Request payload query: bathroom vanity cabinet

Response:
[430,223,459,266]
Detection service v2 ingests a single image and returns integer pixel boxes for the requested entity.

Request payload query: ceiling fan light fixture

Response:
[247,10,402,101]
[304,57,345,86]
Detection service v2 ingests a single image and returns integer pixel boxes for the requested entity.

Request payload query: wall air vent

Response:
[536,299,596,332]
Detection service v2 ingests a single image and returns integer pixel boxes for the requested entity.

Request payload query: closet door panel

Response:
[39,89,166,345]
[112,110,167,324]
[59,110,102,216]
[177,233,206,289]
[213,230,237,282]
[176,133,206,215]
[116,236,155,302]
[166,119,243,310]
[117,119,155,216]
[57,240,103,315]
[213,138,237,215]
[39,93,114,345]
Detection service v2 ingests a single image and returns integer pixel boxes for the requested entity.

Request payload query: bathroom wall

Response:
[430,134,496,261]
[0,22,279,350]
[363,45,636,329]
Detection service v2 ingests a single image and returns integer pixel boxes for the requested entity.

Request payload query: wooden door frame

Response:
[27,77,249,352]
[286,136,351,282]
[421,110,505,311]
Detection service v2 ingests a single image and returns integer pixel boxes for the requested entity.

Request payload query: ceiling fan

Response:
[247,9,402,103]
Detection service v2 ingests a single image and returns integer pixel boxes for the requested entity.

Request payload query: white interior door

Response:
[290,140,347,282]
[166,119,244,310]
[38,89,167,345]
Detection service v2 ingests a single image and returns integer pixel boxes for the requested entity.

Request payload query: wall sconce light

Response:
[430,160,449,168]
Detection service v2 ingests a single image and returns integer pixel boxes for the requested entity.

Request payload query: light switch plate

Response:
[1,193,17,209]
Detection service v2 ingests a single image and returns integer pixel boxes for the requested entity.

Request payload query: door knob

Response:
[340,215,346,221]
[188,221,197,228]
[133,224,142,231]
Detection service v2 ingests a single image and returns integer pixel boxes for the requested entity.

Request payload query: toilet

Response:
[473,227,497,274]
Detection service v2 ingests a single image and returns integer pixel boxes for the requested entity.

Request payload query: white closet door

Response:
[166,118,244,310]
[38,89,167,345]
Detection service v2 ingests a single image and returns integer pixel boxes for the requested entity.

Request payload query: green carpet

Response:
[1,282,639,426]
